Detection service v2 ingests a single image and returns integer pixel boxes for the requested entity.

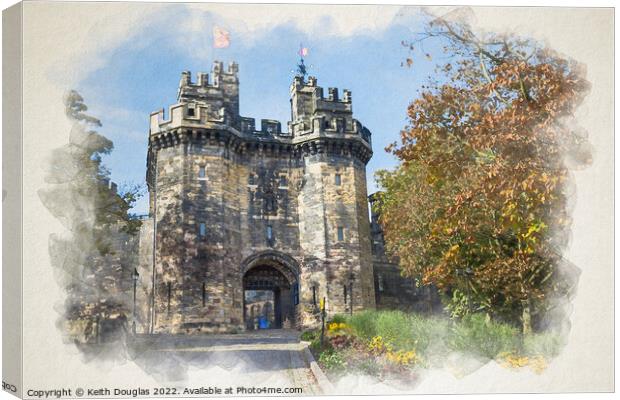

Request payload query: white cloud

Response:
[23,2,418,85]
[24,2,166,87]
[183,3,403,40]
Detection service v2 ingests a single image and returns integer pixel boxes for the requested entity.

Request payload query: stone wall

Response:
[369,193,443,314]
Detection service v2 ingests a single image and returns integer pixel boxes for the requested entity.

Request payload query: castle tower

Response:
[289,75,376,318]
[137,61,374,334]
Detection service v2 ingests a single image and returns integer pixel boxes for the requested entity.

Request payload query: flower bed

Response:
[306,310,564,382]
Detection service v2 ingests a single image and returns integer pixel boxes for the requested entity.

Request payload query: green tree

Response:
[39,90,142,343]
[376,15,590,334]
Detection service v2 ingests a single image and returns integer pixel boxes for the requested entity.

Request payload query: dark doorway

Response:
[242,264,295,330]
[244,290,276,329]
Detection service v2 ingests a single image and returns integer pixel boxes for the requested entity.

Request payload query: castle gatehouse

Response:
[135,60,432,334]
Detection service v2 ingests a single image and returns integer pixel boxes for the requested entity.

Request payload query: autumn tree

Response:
[376,13,591,334]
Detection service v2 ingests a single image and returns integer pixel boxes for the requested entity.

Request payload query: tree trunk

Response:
[521,299,532,335]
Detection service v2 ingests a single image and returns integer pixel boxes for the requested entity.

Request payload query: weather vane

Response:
[293,43,310,79]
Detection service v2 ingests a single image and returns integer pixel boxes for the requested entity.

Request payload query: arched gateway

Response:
[241,252,299,330]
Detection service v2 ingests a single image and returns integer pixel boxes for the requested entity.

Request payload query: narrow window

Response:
[337,118,345,132]
[199,222,206,237]
[198,166,206,178]
[378,274,385,292]
[202,282,207,306]
[279,175,287,187]
[167,282,172,314]
[312,286,317,306]
[343,284,348,305]
[335,174,342,186]
[187,105,195,117]
[337,226,344,241]
[293,283,299,305]
[264,193,277,214]
[266,225,273,240]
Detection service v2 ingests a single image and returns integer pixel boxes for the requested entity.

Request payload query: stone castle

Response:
[135,61,436,334]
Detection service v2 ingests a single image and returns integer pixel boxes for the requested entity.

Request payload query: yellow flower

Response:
[368,336,387,353]
[385,349,420,366]
[327,322,348,332]
[498,352,547,373]
[529,356,548,374]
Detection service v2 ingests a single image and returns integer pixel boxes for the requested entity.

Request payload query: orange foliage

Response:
[377,17,590,331]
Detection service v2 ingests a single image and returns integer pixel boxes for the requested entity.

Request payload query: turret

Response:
[174,61,240,128]
[287,76,370,147]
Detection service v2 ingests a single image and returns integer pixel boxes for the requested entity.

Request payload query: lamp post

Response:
[132,268,139,335]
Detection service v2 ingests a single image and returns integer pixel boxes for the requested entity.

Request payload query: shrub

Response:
[318,349,347,371]
[309,335,331,353]
[330,314,348,324]
[300,330,318,342]
[329,334,352,350]
[448,313,520,359]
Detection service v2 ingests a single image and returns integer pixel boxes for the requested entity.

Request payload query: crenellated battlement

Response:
[149,61,371,151]
[178,61,239,92]
[291,76,351,104]
[176,61,240,125]
[288,75,369,142]
[239,117,289,137]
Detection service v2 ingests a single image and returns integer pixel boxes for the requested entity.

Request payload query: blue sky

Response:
[76,5,442,214]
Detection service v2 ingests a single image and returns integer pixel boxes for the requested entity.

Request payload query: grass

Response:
[347,310,538,360]
[347,310,379,340]
[447,313,520,359]
[348,310,449,355]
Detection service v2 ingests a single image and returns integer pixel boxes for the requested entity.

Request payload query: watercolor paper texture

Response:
[2,1,613,397]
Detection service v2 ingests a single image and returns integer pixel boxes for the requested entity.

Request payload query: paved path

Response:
[128,330,321,395]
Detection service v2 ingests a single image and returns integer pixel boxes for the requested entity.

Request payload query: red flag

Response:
[213,26,230,49]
